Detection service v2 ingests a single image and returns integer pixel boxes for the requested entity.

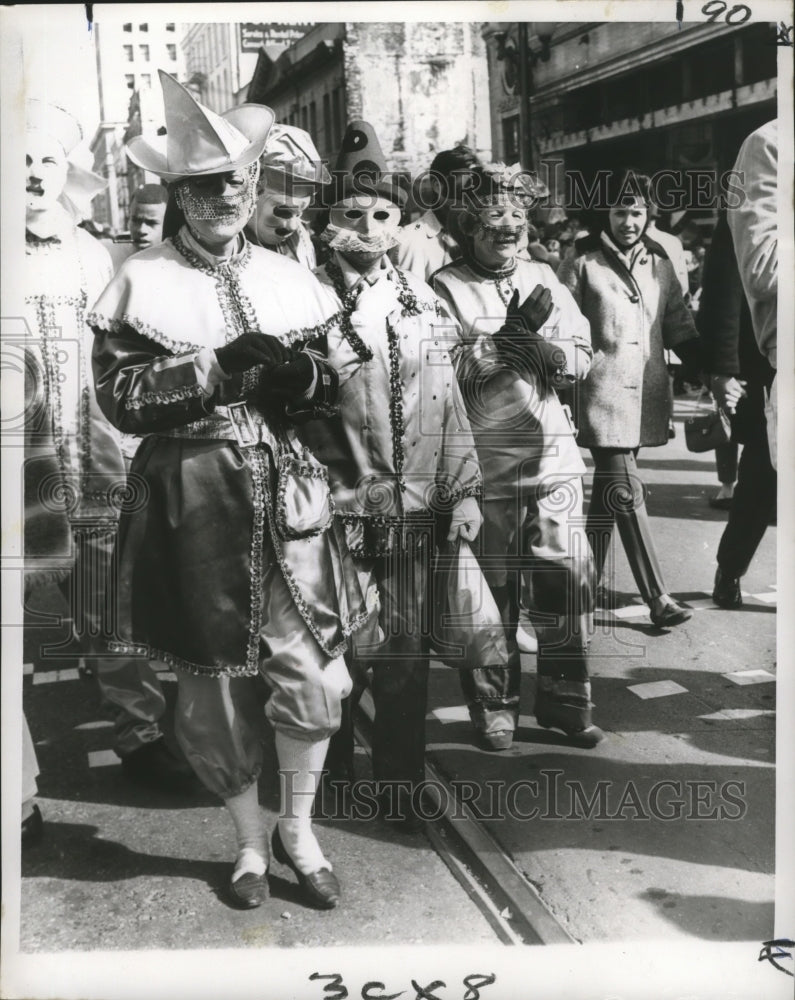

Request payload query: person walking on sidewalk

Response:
[432,162,604,750]
[300,121,483,829]
[22,98,191,791]
[699,212,776,609]
[90,73,376,910]
[557,170,723,628]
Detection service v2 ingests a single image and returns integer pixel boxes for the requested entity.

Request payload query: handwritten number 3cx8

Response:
[701,1,752,24]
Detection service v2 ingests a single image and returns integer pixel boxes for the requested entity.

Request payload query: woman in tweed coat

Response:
[557,172,705,627]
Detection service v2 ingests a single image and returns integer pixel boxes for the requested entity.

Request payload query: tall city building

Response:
[90,18,184,230]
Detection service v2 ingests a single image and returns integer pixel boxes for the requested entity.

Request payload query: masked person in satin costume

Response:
[299,121,483,830]
[245,123,328,269]
[90,73,376,911]
[433,163,604,750]
[22,98,192,792]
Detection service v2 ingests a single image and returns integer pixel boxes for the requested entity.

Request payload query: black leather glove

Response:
[507,285,553,334]
[261,352,316,399]
[493,289,566,392]
[215,333,291,376]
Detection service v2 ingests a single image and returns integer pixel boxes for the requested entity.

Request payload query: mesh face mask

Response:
[175,163,258,222]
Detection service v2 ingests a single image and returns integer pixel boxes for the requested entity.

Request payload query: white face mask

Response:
[252,183,311,246]
[26,131,69,215]
[323,196,402,259]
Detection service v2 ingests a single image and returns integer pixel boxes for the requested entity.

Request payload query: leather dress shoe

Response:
[120,737,196,792]
[272,826,340,909]
[476,729,514,752]
[649,598,693,628]
[228,870,269,909]
[536,716,605,748]
[713,567,743,609]
[22,803,44,848]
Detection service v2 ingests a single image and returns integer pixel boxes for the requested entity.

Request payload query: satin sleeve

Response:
[91,321,215,434]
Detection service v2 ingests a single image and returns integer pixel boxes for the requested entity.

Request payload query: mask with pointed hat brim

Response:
[125,71,274,182]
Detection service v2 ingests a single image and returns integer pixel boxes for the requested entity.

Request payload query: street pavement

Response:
[18,392,777,952]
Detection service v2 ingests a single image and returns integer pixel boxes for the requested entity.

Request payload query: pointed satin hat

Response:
[126,71,274,182]
[259,123,331,188]
[26,99,83,155]
[323,119,408,208]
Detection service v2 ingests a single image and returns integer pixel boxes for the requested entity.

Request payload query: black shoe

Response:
[708,495,733,511]
[535,716,606,748]
[271,826,341,910]
[649,598,693,628]
[120,737,196,792]
[228,869,269,909]
[21,804,44,848]
[713,568,742,609]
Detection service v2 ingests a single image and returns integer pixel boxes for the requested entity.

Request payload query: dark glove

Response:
[506,285,553,334]
[493,289,566,391]
[261,352,316,399]
[215,333,292,376]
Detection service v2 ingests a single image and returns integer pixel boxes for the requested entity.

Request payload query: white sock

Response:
[274,730,331,876]
[224,782,268,881]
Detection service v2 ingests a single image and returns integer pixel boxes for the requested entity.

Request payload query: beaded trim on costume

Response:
[385,318,406,493]
[25,230,117,515]
[87,313,203,354]
[323,258,374,361]
[245,448,268,672]
[124,384,206,411]
[108,641,259,678]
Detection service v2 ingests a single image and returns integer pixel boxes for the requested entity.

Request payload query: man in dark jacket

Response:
[698,213,777,608]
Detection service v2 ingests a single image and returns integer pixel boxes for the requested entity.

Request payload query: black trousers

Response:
[326,528,432,790]
[717,384,776,577]
[586,447,667,603]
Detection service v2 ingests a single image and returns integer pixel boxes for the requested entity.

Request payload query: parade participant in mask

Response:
[245,123,329,270]
[90,72,376,910]
[433,162,604,750]
[558,170,716,626]
[301,121,482,830]
[22,99,191,792]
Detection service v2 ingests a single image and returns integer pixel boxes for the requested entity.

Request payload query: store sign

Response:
[239,23,313,52]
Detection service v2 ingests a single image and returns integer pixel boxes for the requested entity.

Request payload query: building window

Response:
[123,44,133,61]
[166,43,177,61]
[309,100,317,138]
[140,73,151,88]
[139,23,148,32]
[123,22,132,32]
[125,74,135,90]
[139,44,149,61]
[166,22,175,32]
[301,106,308,131]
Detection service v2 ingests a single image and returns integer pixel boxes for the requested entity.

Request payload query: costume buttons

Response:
[629,294,639,303]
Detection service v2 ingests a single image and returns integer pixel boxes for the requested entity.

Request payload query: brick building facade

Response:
[247,22,492,176]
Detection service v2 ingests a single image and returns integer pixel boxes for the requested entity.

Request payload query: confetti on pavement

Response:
[627,680,689,699]
[723,669,776,686]
[697,708,776,721]
[23,662,34,675]
[87,749,121,768]
[427,705,470,723]
[74,720,114,731]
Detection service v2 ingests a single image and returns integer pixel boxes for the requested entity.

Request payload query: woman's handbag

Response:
[432,538,509,670]
[274,442,334,540]
[684,389,731,453]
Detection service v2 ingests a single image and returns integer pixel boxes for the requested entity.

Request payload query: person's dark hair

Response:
[429,145,480,202]
[605,169,653,209]
[130,183,169,208]
[598,169,653,236]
